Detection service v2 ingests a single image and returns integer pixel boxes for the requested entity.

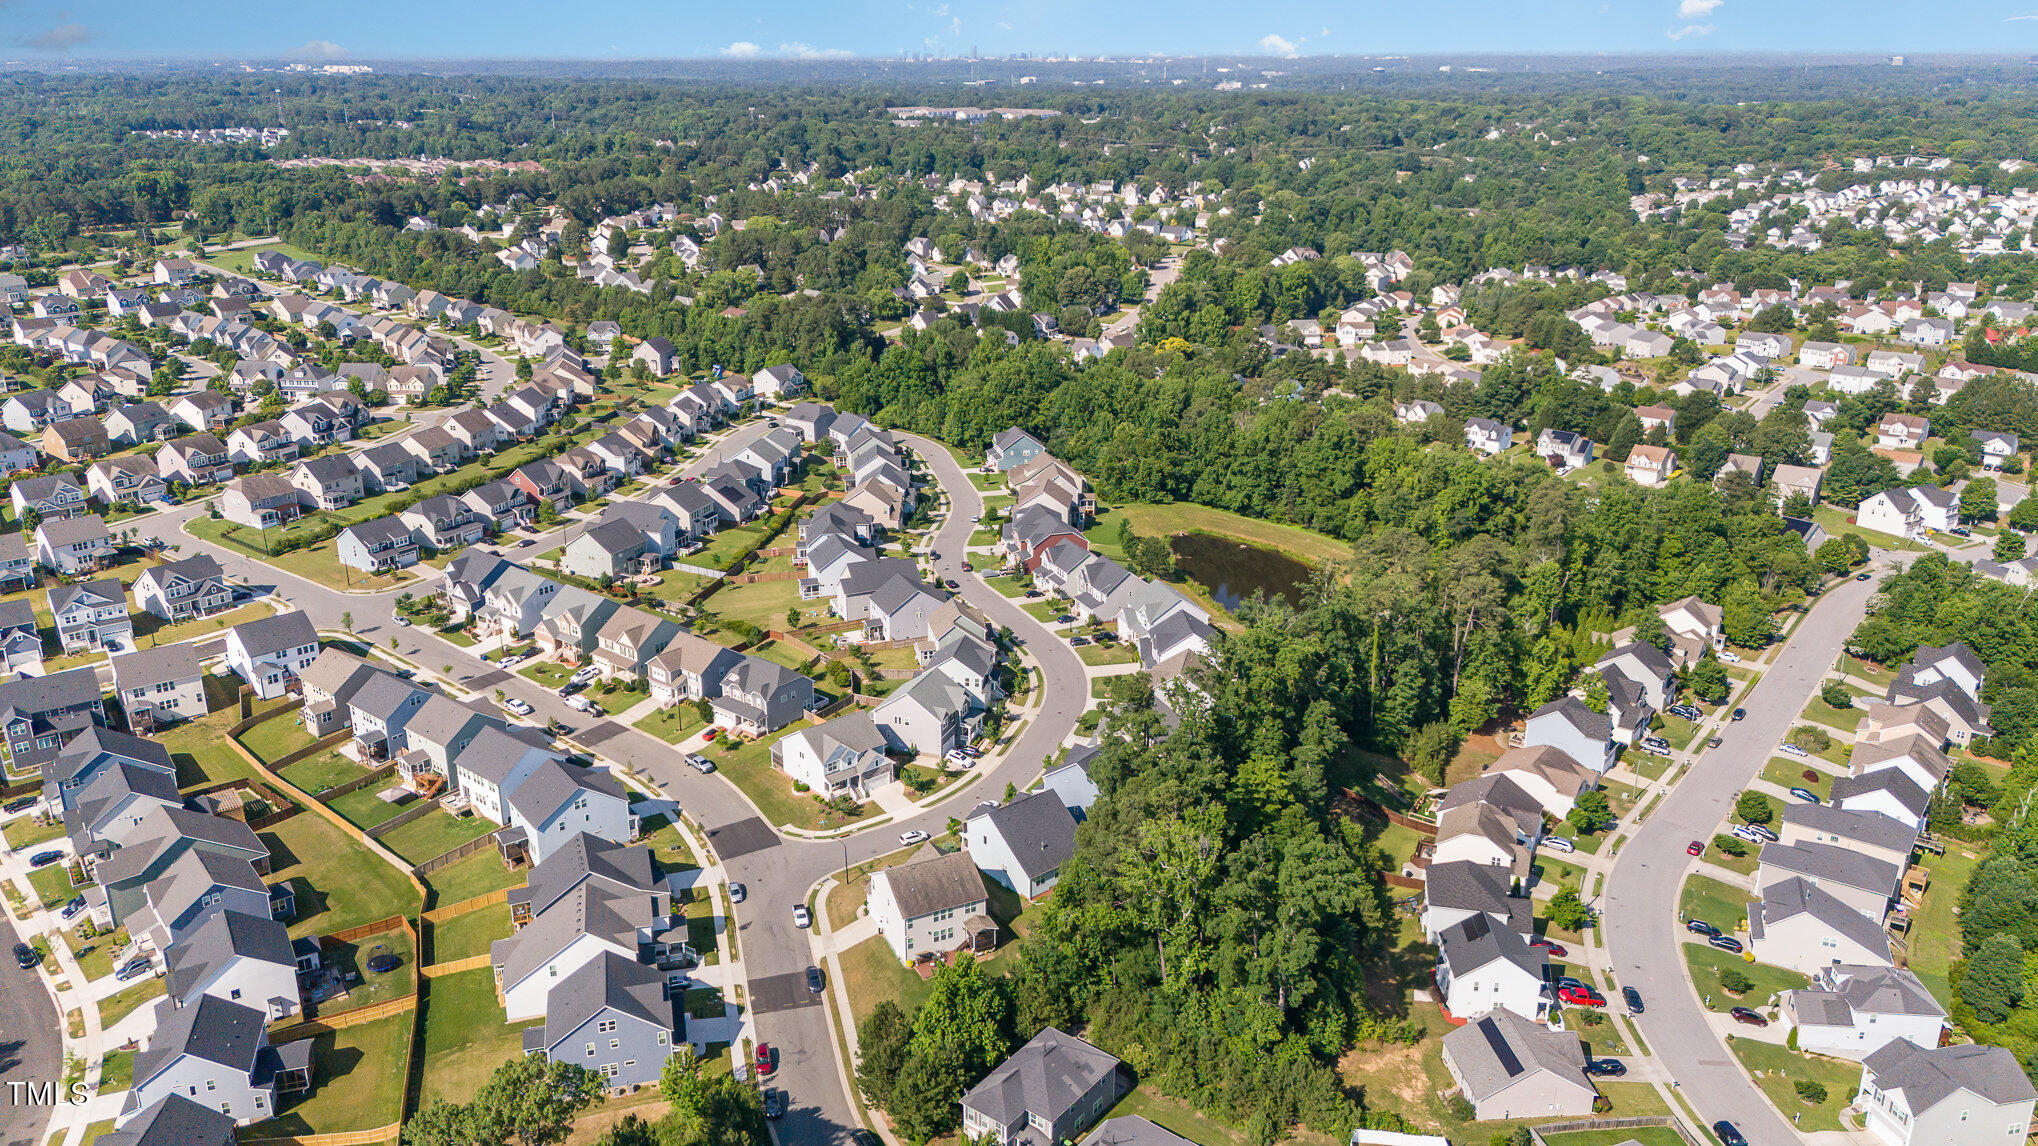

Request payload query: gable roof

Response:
[133,995,267,1087]
[539,950,673,1047]
[967,790,1078,882]
[1441,1007,1590,1102]
[876,847,987,918]
[1751,877,1892,960]
[164,909,294,1001]
[1863,1039,2037,1114]
[229,611,318,660]
[961,1028,1120,1125]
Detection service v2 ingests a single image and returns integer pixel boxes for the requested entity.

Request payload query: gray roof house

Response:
[163,909,302,1020]
[1756,841,1901,923]
[1860,1039,2036,1146]
[1783,964,1945,1062]
[519,950,678,1088]
[963,790,1078,899]
[124,995,302,1125]
[1439,1008,1596,1121]
[1748,875,1894,975]
[959,1028,1125,1146]
[97,1095,236,1146]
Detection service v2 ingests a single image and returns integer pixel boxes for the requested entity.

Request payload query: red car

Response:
[755,1043,775,1075]
[1529,938,1568,957]
[1558,985,1607,1007]
[1686,840,1705,856]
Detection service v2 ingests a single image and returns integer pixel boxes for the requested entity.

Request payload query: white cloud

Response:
[283,40,348,61]
[996,20,1013,30]
[1666,22,1714,39]
[2009,9,2038,18]
[21,22,91,51]
[779,41,851,58]
[1259,33,1298,56]
[721,41,761,57]
[1677,0,1722,16]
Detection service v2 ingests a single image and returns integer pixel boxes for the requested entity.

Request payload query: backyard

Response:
[417,967,540,1107]
[247,1015,411,1137]
[261,812,423,937]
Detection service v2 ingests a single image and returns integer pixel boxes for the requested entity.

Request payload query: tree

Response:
[887,1040,968,1143]
[909,957,1012,1080]
[1719,966,1753,994]
[1794,1080,1829,1105]
[1997,530,2029,563]
[404,1055,603,1146]
[660,1046,713,1118]
[341,611,353,633]
[1962,933,2027,1023]
[1546,887,1593,932]
[1820,681,1854,709]
[1735,790,1775,826]
[1720,582,1774,648]
[1788,725,1832,753]
[1567,790,1613,835]
[856,1001,913,1108]
[1686,657,1730,704]
[1963,476,2001,523]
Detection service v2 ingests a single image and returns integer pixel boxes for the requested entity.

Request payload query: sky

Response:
[18,1,2038,61]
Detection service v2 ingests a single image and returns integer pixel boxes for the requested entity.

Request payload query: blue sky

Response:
[18,2,2038,60]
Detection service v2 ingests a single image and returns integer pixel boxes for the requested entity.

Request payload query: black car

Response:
[28,850,62,868]
[1731,708,1746,721]
[806,965,825,993]
[763,1088,786,1119]
[1553,975,1587,992]
[851,1131,881,1146]
[1708,934,1745,954]
[115,956,152,982]
[1713,1121,1747,1146]
[3,795,36,813]
[1856,571,1873,581]
[1622,985,1644,1014]
[1584,1058,1627,1077]
[1685,919,1719,937]
[12,941,37,970]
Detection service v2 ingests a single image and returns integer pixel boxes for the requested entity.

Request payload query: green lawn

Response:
[184,516,422,593]
[1680,874,1754,934]
[261,812,423,938]
[98,1047,135,1093]
[63,924,125,982]
[1906,845,1981,1007]
[518,660,573,689]
[430,905,511,963]
[424,849,526,907]
[1077,640,1140,667]
[133,601,273,649]
[703,576,804,631]
[97,976,166,1027]
[27,862,83,908]
[279,751,375,796]
[838,933,935,1028]
[1802,696,1866,733]
[417,968,538,1108]
[1762,757,1834,800]
[1730,1040,1861,1132]
[1022,598,1066,623]
[161,711,267,792]
[709,724,871,831]
[1683,946,1806,1012]
[248,1014,411,1136]
[376,808,497,867]
[2,814,64,850]
[325,786,412,833]
[635,703,706,744]
[240,715,319,766]
[1084,502,1349,566]
[1541,1130,1683,1146]
[1704,837,1760,877]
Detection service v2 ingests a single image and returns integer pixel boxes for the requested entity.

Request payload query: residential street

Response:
[0,911,60,1146]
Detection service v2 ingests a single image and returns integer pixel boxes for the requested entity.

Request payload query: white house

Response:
[1783,965,1945,1063]
[1748,877,1894,974]
[1433,915,1548,1022]
[1523,696,1616,772]
[1859,1040,2035,1146]
[867,847,992,966]
[964,790,1078,899]
[502,760,637,865]
[222,612,320,700]
[1857,485,1959,539]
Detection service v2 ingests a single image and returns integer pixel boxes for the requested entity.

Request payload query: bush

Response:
[1788,725,1832,753]
[1719,967,1753,994]
[1446,1095,1475,1123]
[1819,681,1853,709]
[1794,1079,1828,1104]
[1735,790,1775,825]
[1714,834,1748,857]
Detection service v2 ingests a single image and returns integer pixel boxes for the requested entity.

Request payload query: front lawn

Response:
[27,862,83,908]
[1077,640,1140,667]
[709,725,870,832]
[1762,757,1834,799]
[1683,946,1806,1013]
[1730,1039,1861,1132]
[1680,874,1754,934]
[518,660,573,689]
[417,968,539,1108]
[247,1014,410,1136]
[2,814,64,850]
[634,703,706,744]
[838,933,934,1027]
[703,576,803,630]
[97,975,166,1027]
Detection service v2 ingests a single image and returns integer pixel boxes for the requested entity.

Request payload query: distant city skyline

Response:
[17,2,2038,63]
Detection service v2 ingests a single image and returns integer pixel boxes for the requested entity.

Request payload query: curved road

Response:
[147,414,1087,1146]
[1602,571,1882,1146]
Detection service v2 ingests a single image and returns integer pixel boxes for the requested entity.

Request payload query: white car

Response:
[1730,824,1767,844]
[565,695,599,715]
[1778,742,1808,758]
[503,697,534,716]
[899,830,930,847]
[792,905,812,928]
[1542,835,1576,854]
[1718,650,1742,663]
[569,666,601,687]
[392,615,411,627]
[499,653,525,669]
[943,749,973,767]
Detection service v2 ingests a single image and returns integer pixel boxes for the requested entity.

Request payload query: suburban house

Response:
[1859,1040,2035,1146]
[1755,841,1901,923]
[86,456,169,507]
[162,909,302,1021]
[223,612,320,701]
[0,667,108,774]
[963,790,1078,899]
[50,577,133,655]
[1523,696,1617,772]
[519,950,678,1088]
[122,996,302,1125]
[399,496,487,552]
[987,426,1048,471]
[1481,744,1595,818]
[220,475,306,531]
[1857,485,1960,540]
[110,644,208,730]
[13,473,89,521]
[503,760,637,865]
[1439,1008,1596,1121]
[1464,417,1513,457]
[1534,428,1594,473]
[35,514,114,575]
[958,1030,1125,1146]
[867,847,993,965]
[336,518,420,574]
[1624,443,1677,486]
[1433,914,1549,1022]
[1749,876,1895,974]
[1784,965,1946,1063]
[561,519,655,582]
[772,712,895,802]
[132,555,231,623]
[98,1095,236,1146]
[0,597,41,674]
[1421,860,1531,942]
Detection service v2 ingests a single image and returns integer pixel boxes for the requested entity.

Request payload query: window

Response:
[587,1044,597,1057]
[598,1019,617,1033]
[610,1039,620,1049]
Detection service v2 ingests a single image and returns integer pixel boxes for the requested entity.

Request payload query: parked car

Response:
[1068,636,1091,647]
[1713,1122,1747,1146]
[557,682,584,698]
[27,850,62,868]
[1541,834,1576,854]
[1778,742,1808,758]
[1745,823,1778,842]
[944,579,961,590]
[1789,787,1822,804]
[685,754,715,773]
[499,653,525,669]
[1553,975,1587,992]
[1730,707,1745,721]
[1622,986,1644,1014]
[565,695,601,715]
[115,957,152,982]
[59,897,85,921]
[728,882,746,903]
[1686,840,1705,857]
[1708,934,1745,954]
[1528,938,1567,957]
[899,830,929,847]
[1558,985,1606,1007]
[12,942,37,970]
[755,1044,775,1075]
[570,666,601,687]
[763,1088,785,1119]
[503,697,534,717]
[1729,1006,1767,1026]
[1706,736,1723,748]
[792,904,811,928]
[1023,589,1042,598]
[3,795,36,813]
[1719,650,1742,663]
[392,615,411,627]
[944,748,973,767]
[1856,571,1873,581]
[1585,1058,1627,1077]
[1686,919,1719,937]
[806,966,825,993]
[1668,704,1702,720]
[1730,824,1766,844]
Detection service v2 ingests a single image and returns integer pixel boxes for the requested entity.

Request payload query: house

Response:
[169,391,235,433]
[1857,485,1959,540]
[223,612,320,701]
[1464,417,1512,457]
[43,416,110,463]
[752,363,805,398]
[132,555,231,622]
[772,711,894,802]
[0,391,70,435]
[1852,733,1952,798]
[33,513,115,573]
[401,426,464,474]
[1830,769,1933,833]
[103,402,177,449]
[111,644,207,729]
[959,1030,1125,1146]
[1433,776,1544,873]
[12,473,88,521]
[588,608,679,683]
[398,495,486,552]
[225,421,297,468]
[163,910,302,1021]
[0,597,40,674]
[462,479,535,534]
[335,518,420,574]
[1781,803,1918,871]
[987,426,1048,471]
[123,996,296,1125]
[964,790,1078,899]
[99,1095,237,1146]
[1434,912,1548,1022]
[1523,696,1616,772]
[352,443,419,494]
[1750,875,1895,974]
[1481,744,1596,818]
[153,434,231,489]
[1773,463,1824,507]
[453,726,566,827]
[1755,840,1900,923]
[868,847,993,965]
[706,656,814,736]
[1593,641,1676,712]
[1859,1040,2036,1146]
[1658,595,1725,665]
[519,951,678,1088]
[490,878,674,1022]
[0,667,108,775]
[1784,965,1945,1062]
[1624,443,1677,486]
[50,577,131,654]
[1395,399,1445,424]
[504,760,637,864]
[219,474,305,531]
[1876,413,1930,450]
[561,519,655,582]
[1439,1009,1596,1121]
[1534,428,1594,473]
[631,337,678,377]
[873,668,981,757]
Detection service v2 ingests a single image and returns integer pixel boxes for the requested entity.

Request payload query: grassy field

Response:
[633,703,706,744]
[376,808,496,866]
[2,814,63,850]
[417,968,539,1108]
[261,812,423,938]
[1683,946,1806,1012]
[248,1014,411,1136]
[133,601,273,649]
[1680,874,1753,934]
[1541,1129,1683,1146]
[202,240,322,275]
[1762,757,1834,800]
[185,518,422,593]
[1084,502,1349,567]
[1731,1040,1861,1132]
[241,714,319,765]
[430,904,511,963]
[280,751,376,796]
[1906,844,1981,1007]
[162,709,268,791]
[703,576,804,631]
[97,975,166,1027]
[837,933,934,1027]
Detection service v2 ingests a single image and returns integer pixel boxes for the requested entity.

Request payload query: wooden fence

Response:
[240,1124,405,1146]
[423,886,511,924]
[725,570,800,584]
[1531,1117,1698,1146]
[268,731,354,773]
[364,797,441,840]
[1342,789,1439,835]
[420,953,494,978]
[271,993,420,1041]
[229,696,305,737]
[316,761,399,802]
[326,915,409,945]
[411,831,501,876]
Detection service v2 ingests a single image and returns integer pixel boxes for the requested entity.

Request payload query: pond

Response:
[1168,532,1314,612]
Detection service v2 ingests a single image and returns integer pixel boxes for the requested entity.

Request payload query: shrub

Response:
[1714,834,1748,857]
[1819,681,1853,709]
[1788,724,1832,753]
[1446,1095,1475,1123]
[1802,768,1820,783]
[1795,1079,1828,1104]
[1719,967,1753,994]
[1735,790,1775,825]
